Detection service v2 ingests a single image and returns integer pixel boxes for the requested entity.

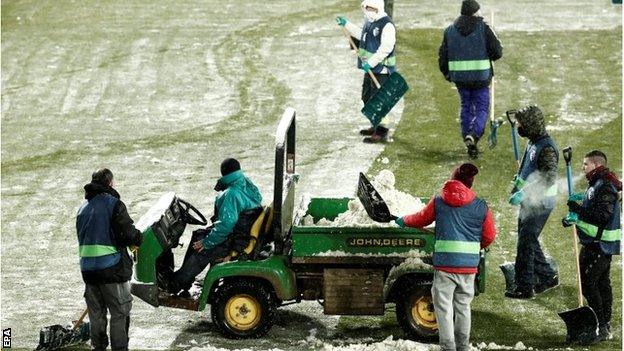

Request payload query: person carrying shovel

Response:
[76,168,143,351]
[394,163,497,351]
[438,0,502,158]
[336,0,396,143]
[562,150,621,342]
[505,105,559,299]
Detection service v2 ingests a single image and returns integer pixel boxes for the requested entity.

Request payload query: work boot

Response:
[504,287,535,299]
[359,127,375,136]
[464,135,479,159]
[535,275,559,294]
[598,323,613,341]
[363,126,389,144]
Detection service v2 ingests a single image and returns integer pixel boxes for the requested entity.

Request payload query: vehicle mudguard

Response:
[198,255,297,311]
[383,258,434,303]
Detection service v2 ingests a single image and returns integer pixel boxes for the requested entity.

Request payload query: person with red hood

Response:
[395,163,496,351]
[562,150,621,342]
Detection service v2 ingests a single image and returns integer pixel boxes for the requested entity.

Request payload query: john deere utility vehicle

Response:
[131,108,487,340]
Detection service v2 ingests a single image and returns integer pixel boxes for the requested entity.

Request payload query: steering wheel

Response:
[177,198,208,226]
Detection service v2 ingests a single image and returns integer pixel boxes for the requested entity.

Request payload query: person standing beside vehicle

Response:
[438,0,502,158]
[168,158,263,296]
[506,105,559,299]
[76,168,143,351]
[336,0,397,143]
[395,163,497,351]
[562,150,621,342]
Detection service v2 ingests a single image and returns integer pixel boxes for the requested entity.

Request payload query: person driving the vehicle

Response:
[167,158,263,297]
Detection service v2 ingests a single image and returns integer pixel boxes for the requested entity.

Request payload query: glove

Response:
[568,192,585,202]
[561,212,578,227]
[395,217,406,228]
[336,16,347,26]
[508,190,524,206]
[567,200,582,213]
[361,62,372,73]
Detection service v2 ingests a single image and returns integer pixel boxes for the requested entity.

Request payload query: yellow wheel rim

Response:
[411,295,437,329]
[224,294,262,331]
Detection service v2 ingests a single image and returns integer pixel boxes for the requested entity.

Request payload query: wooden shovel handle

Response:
[339,26,381,89]
[571,225,584,308]
[71,308,89,331]
[489,10,495,122]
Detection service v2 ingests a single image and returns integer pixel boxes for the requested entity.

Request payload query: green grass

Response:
[372,28,622,350]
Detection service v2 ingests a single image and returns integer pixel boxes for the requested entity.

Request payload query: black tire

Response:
[396,284,438,340]
[210,280,276,338]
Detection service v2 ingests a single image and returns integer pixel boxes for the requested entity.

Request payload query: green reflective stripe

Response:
[357,49,396,67]
[79,245,118,257]
[515,177,526,189]
[448,60,490,71]
[577,221,622,242]
[435,240,480,254]
[358,48,373,58]
[544,184,558,197]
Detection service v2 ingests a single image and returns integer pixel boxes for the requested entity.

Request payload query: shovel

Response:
[339,26,409,128]
[357,172,397,223]
[506,109,521,169]
[36,308,90,350]
[487,11,504,149]
[557,146,599,344]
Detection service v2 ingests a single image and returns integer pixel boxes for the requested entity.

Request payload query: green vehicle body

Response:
[131,108,487,339]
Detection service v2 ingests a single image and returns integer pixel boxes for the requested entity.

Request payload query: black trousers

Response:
[361,73,389,132]
[579,245,613,326]
[514,204,557,289]
[171,229,229,292]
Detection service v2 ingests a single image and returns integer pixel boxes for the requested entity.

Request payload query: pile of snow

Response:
[301,170,427,228]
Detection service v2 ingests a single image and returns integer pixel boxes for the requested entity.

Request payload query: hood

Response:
[219,170,263,203]
[361,0,387,22]
[588,166,623,191]
[453,15,483,36]
[439,180,476,207]
[516,105,547,140]
[84,182,120,200]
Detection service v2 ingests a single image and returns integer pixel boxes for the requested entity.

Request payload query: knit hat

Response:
[461,0,480,16]
[451,163,479,188]
[220,158,241,176]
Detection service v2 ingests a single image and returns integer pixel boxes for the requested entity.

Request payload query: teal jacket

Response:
[202,170,263,250]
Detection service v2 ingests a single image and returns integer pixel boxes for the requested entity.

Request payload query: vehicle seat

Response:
[225,204,274,261]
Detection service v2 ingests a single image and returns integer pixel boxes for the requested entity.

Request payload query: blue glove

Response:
[568,192,585,202]
[508,190,524,206]
[562,212,578,227]
[395,217,406,228]
[361,62,372,73]
[336,16,347,26]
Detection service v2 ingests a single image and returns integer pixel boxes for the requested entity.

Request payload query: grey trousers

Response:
[431,270,475,351]
[84,282,133,351]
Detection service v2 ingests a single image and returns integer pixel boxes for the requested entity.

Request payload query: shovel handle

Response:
[489,10,495,122]
[563,146,584,307]
[571,225,584,307]
[71,308,89,331]
[340,26,381,89]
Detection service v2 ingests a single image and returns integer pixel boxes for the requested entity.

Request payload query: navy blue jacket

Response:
[76,183,142,284]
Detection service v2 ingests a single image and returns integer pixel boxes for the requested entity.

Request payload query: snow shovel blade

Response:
[499,262,516,293]
[361,71,409,128]
[36,322,90,351]
[558,306,598,345]
[487,118,504,149]
[357,172,396,223]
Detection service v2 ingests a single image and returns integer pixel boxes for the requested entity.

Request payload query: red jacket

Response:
[403,180,497,274]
